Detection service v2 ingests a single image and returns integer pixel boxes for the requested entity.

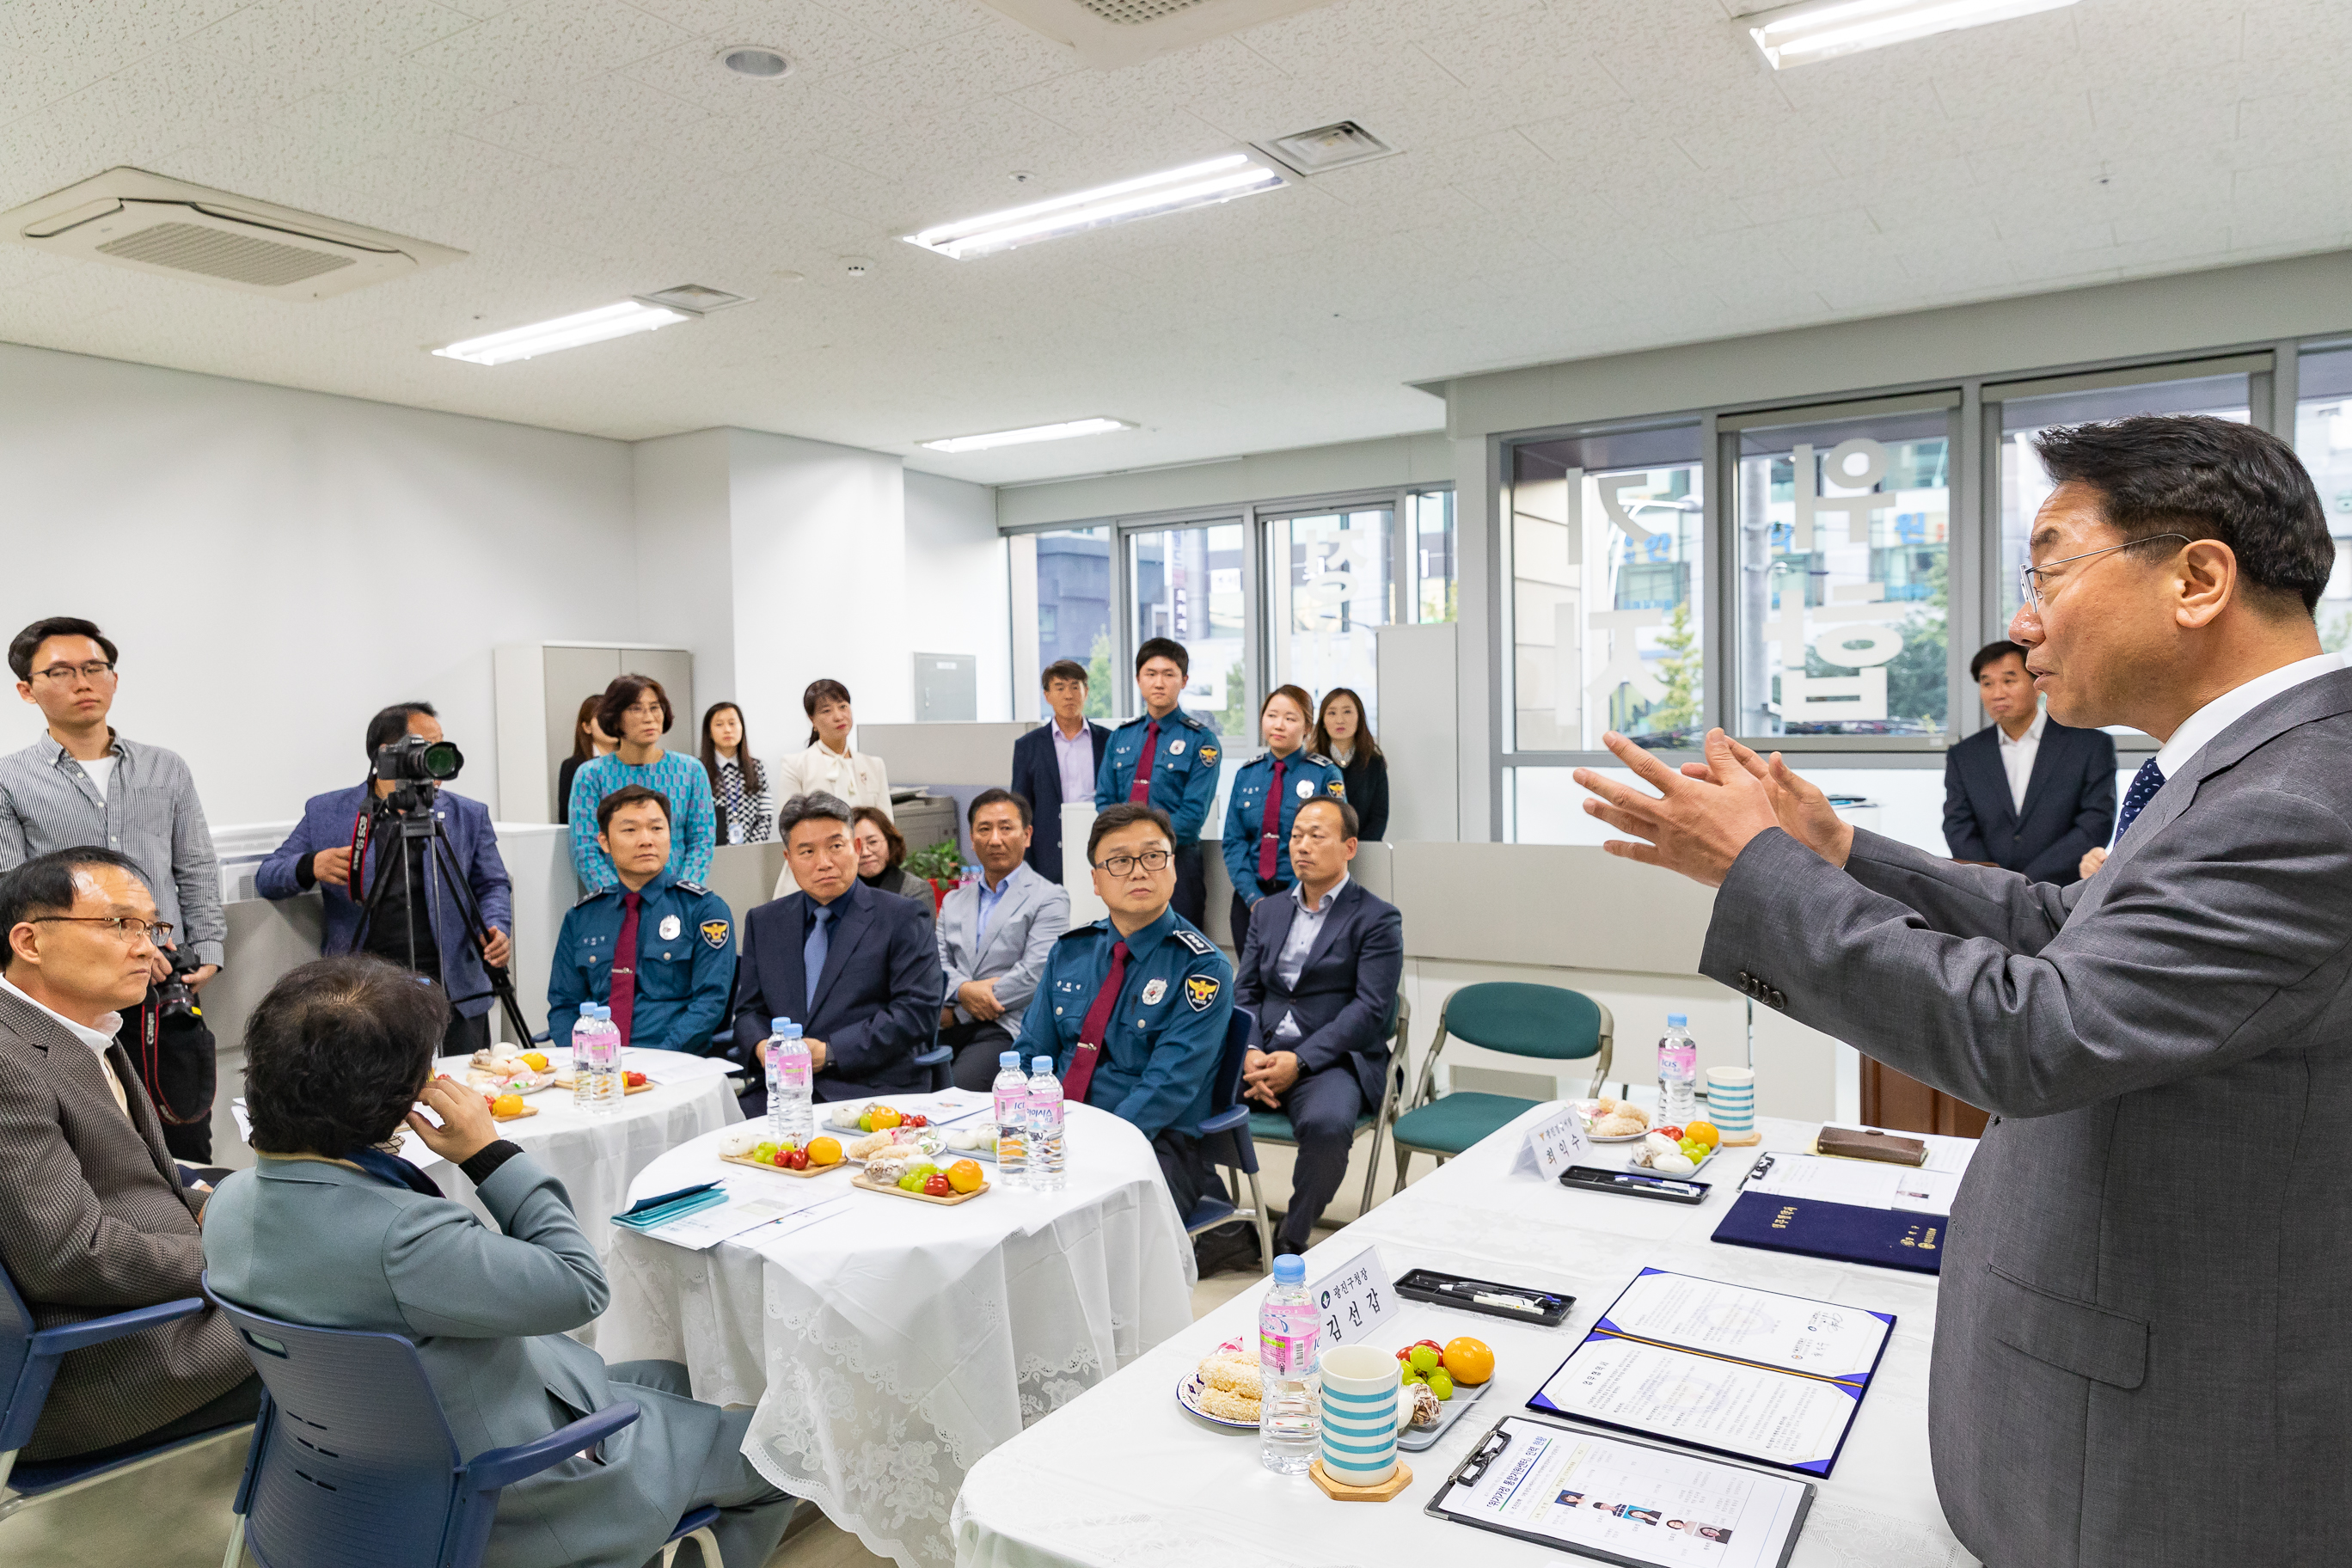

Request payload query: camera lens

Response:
[420,740,462,780]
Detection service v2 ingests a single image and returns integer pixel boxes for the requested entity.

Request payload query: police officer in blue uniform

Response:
[549,785,735,1054]
[1221,683,1346,942]
[1094,637,1223,928]
[1016,800,1234,1225]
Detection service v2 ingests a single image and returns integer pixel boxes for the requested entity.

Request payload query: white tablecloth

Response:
[417,1046,744,1280]
[950,1107,1977,1568]
[599,1096,1197,1568]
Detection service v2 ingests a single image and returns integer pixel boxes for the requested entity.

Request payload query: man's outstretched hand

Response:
[1572,729,1853,887]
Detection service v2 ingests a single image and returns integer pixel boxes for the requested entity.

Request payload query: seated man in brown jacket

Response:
[0,847,256,1464]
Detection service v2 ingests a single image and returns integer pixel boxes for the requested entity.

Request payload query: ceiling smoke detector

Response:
[2,167,462,301]
[719,46,793,79]
[1254,121,1395,177]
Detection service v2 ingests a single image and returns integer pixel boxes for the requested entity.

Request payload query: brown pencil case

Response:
[1816,1126,1929,1167]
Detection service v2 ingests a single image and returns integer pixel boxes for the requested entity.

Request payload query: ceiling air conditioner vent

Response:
[981,0,1341,67]
[3,167,464,302]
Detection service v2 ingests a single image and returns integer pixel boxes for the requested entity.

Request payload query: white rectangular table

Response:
[950,1106,1976,1568]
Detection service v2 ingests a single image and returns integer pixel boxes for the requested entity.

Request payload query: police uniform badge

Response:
[1141,978,1168,1006]
[1328,780,1346,797]
[1168,740,1185,755]
[659,915,682,940]
[1185,975,1221,1012]
[1198,744,1218,765]
[700,919,730,949]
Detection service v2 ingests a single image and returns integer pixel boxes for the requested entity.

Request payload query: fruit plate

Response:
[1397,1370,1491,1451]
[849,1172,986,1205]
[1573,1103,1654,1143]
[468,1069,557,1095]
[720,1153,842,1180]
[1627,1143,1720,1177]
[1176,1336,1259,1431]
[552,1074,655,1094]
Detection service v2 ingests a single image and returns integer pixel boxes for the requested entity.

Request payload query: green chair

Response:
[1245,995,1412,1229]
[1390,983,1614,1191]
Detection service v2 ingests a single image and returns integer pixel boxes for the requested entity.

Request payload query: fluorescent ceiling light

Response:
[432,298,693,365]
[920,418,1135,454]
[904,154,1286,260]
[1745,0,2077,68]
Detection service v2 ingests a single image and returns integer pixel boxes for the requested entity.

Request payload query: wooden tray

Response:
[553,1075,655,1094]
[850,1171,987,1205]
[720,1152,843,1180]
[490,1103,539,1123]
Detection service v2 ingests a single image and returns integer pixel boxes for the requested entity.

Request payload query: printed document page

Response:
[1532,1338,1858,1472]
[1601,1272,1890,1381]
[1739,1152,1959,1215]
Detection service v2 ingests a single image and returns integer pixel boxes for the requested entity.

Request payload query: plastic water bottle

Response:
[1026,1055,1065,1193]
[1257,1253,1320,1473]
[766,1018,812,1143]
[571,1005,621,1114]
[1657,1013,1698,1124]
[991,1050,1029,1188]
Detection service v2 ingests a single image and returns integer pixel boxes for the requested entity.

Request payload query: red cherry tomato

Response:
[903,1114,928,1129]
[923,1173,952,1197]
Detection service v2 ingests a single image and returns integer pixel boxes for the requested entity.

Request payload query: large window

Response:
[1411,488,1457,624]
[1511,425,1706,751]
[1268,505,1395,729]
[1130,522,1247,737]
[1993,364,2255,629]
[2293,344,2352,650]
[1731,401,1954,739]
[1008,526,1113,720]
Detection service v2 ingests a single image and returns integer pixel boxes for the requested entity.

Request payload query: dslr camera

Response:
[372,733,463,785]
[154,941,205,1022]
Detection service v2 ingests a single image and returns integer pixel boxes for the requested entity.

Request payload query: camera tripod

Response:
[352,781,533,1046]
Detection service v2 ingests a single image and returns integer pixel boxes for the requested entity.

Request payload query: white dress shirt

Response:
[2155,651,2348,778]
[1269,873,1349,1044]
[0,973,129,1114]
[1997,708,2046,817]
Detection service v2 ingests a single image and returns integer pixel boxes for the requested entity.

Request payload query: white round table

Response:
[417,1046,744,1289]
[597,1096,1198,1568]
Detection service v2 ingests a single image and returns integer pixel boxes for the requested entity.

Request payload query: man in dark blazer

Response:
[1574,415,2349,1568]
[1943,640,2116,883]
[730,793,940,1115]
[1234,796,1403,1256]
[0,847,257,1463]
[1009,659,1110,885]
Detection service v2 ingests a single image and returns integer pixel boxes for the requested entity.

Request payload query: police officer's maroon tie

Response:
[1256,756,1287,880]
[1126,720,1161,804]
[1062,940,1130,1104]
[608,890,643,1047]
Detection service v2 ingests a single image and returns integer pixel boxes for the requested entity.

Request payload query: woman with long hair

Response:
[1313,687,1387,841]
[700,701,772,844]
[555,695,615,825]
[849,804,933,927]
[1221,684,1345,940]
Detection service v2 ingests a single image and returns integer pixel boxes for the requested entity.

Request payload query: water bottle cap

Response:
[584,1004,605,1020]
[1271,1254,1305,1284]
[1031,1056,1053,1075]
[999,1050,1022,1068]
[772,1017,793,1032]
[1667,1013,1687,1028]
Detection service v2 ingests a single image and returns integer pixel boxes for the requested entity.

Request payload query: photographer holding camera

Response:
[257,702,514,1056]
[2,616,228,1161]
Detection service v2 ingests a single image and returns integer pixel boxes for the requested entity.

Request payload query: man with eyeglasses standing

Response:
[1574,414,2350,1568]
[1,617,226,1161]
[1014,802,1233,1246]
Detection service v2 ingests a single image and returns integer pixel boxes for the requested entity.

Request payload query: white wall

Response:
[904,469,1012,722]
[0,341,637,824]
[633,428,738,716]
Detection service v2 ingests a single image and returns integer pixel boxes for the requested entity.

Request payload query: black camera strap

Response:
[346,805,372,900]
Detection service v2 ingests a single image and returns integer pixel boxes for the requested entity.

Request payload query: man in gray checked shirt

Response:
[2,616,226,1155]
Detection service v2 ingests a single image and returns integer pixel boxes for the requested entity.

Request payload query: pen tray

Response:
[1393,1269,1575,1328]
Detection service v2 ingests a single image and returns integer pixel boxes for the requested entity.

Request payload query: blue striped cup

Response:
[1706,1067,1755,1136]
[1317,1344,1405,1486]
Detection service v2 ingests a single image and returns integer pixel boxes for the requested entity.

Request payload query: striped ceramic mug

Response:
[1706,1066,1756,1136]
[1316,1344,1405,1486]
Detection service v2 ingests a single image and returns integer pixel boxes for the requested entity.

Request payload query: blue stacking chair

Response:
[205,1280,722,1568]
[1190,1009,1274,1273]
[1390,983,1614,1191]
[0,1259,249,1522]
[1244,994,1412,1226]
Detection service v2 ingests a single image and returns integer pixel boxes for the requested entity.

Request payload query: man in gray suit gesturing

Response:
[1575,414,2346,1568]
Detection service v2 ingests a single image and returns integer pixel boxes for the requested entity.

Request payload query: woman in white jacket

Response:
[772,678,891,896]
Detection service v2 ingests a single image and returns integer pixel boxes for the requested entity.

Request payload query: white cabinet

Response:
[493,642,695,823]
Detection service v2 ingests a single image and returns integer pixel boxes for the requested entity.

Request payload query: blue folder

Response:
[1710,1189,1946,1275]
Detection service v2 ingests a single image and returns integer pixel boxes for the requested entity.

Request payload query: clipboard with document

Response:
[1424,1413,1812,1568]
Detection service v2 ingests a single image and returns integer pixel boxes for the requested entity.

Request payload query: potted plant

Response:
[904,839,965,911]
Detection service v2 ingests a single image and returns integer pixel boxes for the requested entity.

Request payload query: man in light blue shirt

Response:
[937,790,1069,1088]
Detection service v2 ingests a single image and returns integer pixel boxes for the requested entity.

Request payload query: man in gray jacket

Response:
[937,788,1069,1089]
[1576,414,2348,1568]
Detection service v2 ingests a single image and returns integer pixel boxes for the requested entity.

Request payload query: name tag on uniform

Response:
[1295,778,1314,798]
[659,915,681,940]
[1141,978,1167,1005]
[1168,740,1185,755]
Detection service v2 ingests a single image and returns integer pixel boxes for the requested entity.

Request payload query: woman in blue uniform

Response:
[1221,684,1345,943]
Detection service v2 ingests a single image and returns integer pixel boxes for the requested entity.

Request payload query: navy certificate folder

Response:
[1710,1189,1946,1275]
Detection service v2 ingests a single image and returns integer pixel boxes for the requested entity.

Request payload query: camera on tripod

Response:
[373,733,463,788]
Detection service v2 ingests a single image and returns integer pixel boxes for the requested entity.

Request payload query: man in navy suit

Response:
[1009,659,1110,885]
[1943,640,2117,885]
[256,702,512,1055]
[729,792,940,1116]
[1234,795,1403,1256]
